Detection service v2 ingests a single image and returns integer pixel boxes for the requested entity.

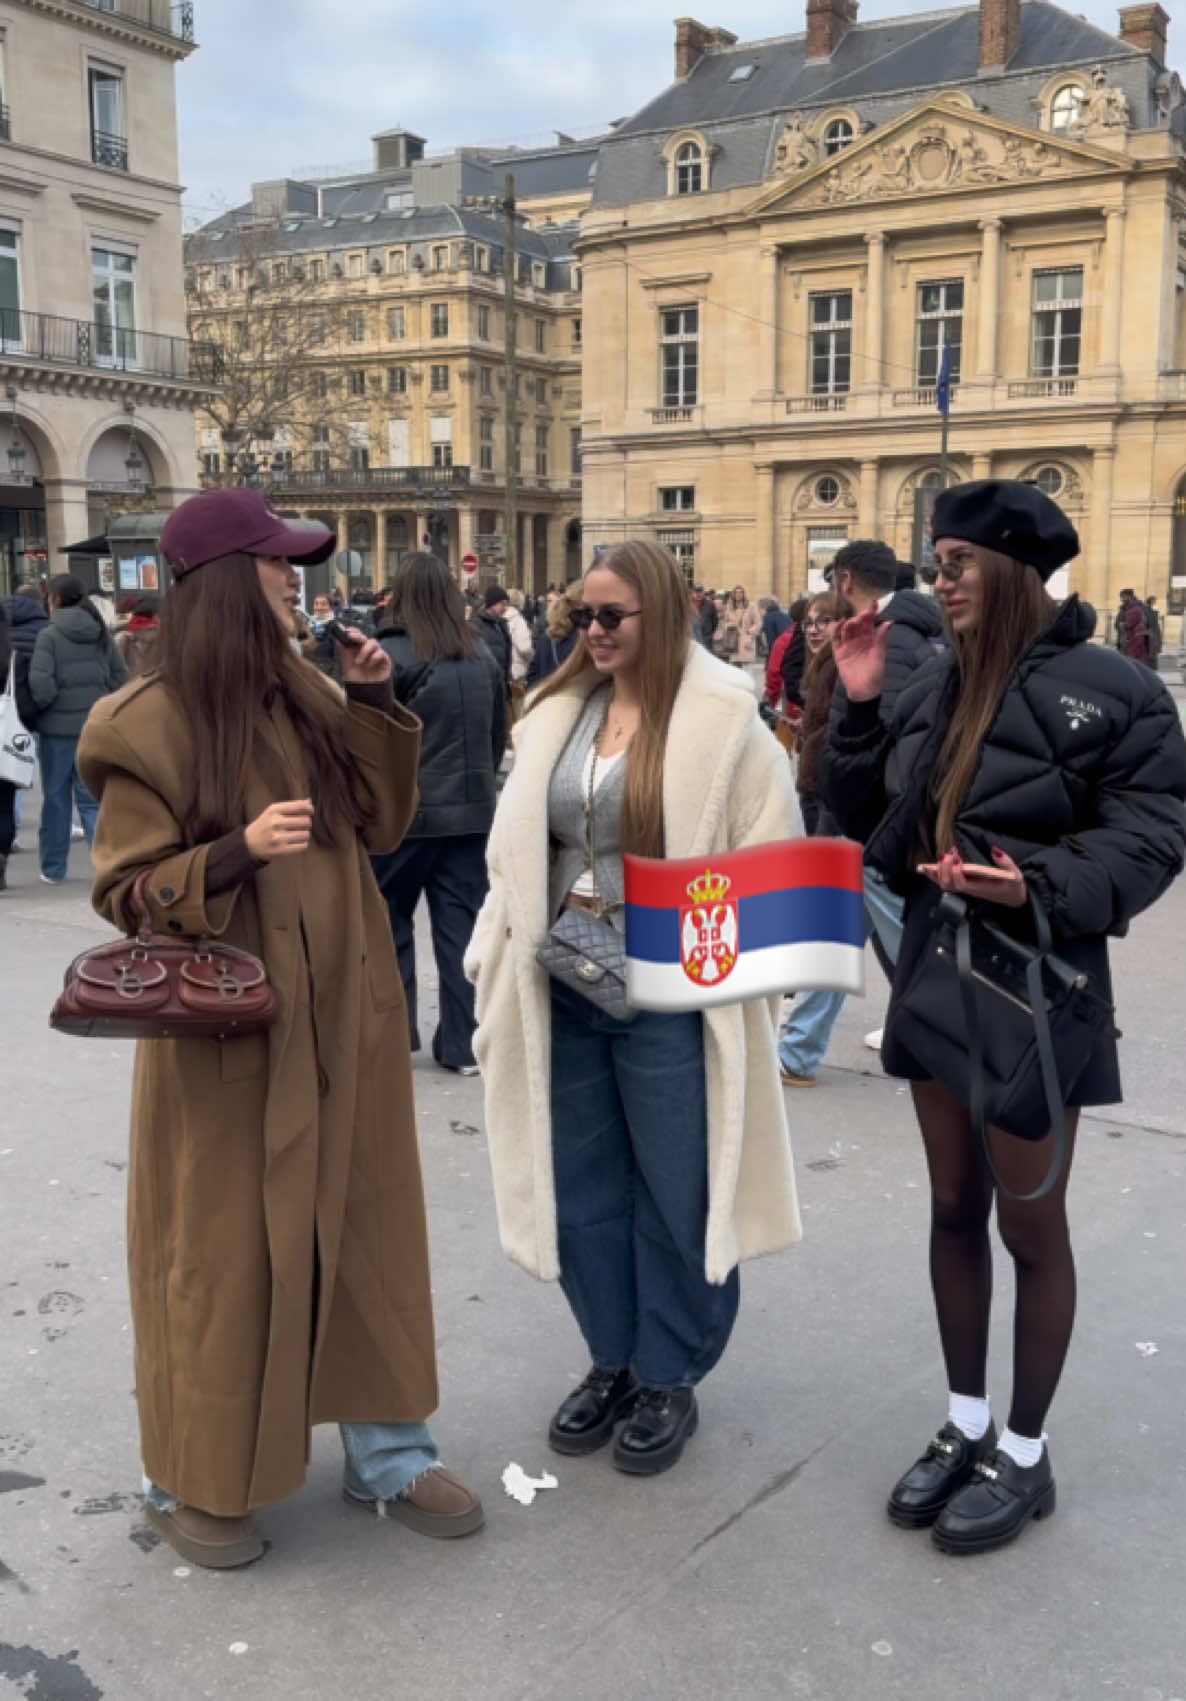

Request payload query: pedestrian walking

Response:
[760,596,791,657]
[528,579,584,684]
[372,552,507,1077]
[691,584,718,651]
[77,487,482,1571]
[28,573,128,883]
[114,594,161,679]
[0,602,22,891]
[473,584,513,692]
[777,587,854,1088]
[1116,587,1151,665]
[821,478,1186,1555]
[466,540,801,1476]
[721,585,761,666]
[1145,594,1163,669]
[2,580,46,848]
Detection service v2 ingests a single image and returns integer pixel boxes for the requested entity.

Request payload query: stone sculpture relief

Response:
[797,123,1076,206]
[1075,66,1132,132]
[774,113,820,175]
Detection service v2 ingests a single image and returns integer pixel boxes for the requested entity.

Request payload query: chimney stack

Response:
[806,0,858,62]
[1118,3,1168,64]
[979,0,1020,69]
[674,17,739,79]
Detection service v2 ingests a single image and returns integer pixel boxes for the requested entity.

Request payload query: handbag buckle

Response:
[576,958,601,982]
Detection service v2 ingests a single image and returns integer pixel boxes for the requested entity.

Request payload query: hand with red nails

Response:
[916,844,1028,908]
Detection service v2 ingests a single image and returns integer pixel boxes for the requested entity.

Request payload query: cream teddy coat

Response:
[464,641,803,1286]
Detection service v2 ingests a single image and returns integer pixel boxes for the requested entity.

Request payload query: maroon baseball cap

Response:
[161,487,336,577]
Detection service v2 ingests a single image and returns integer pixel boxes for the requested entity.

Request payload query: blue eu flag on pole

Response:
[936,344,953,417]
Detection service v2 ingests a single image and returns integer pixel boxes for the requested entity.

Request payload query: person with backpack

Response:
[821,479,1186,1555]
[28,574,128,883]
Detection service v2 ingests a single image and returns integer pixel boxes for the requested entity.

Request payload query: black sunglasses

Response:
[572,605,642,633]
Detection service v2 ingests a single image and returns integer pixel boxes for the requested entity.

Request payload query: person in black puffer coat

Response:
[472,584,513,696]
[372,552,507,1074]
[820,480,1186,1558]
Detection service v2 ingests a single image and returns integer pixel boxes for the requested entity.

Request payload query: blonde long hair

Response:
[533,540,692,858]
[547,579,584,641]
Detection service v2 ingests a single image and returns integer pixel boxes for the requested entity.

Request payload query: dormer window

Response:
[823,117,855,156]
[676,141,704,195]
[1049,83,1086,131]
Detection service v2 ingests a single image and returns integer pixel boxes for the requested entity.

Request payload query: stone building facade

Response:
[0,0,208,596]
[578,0,1186,620]
[186,132,592,593]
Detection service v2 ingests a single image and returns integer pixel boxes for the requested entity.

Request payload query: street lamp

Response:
[5,386,27,483]
[221,425,243,483]
[124,401,145,492]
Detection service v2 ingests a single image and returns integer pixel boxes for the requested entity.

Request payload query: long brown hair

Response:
[801,588,853,696]
[931,549,1058,854]
[533,539,692,858]
[387,551,478,662]
[157,554,376,846]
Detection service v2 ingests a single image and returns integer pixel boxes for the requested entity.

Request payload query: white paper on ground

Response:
[501,1462,559,1506]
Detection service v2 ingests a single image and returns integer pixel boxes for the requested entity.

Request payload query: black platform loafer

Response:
[548,1367,639,1457]
[932,1447,1055,1555]
[612,1386,698,1476]
[887,1420,999,1529]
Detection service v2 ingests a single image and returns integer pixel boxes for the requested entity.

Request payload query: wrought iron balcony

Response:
[91,128,128,171]
[82,0,196,42]
[271,465,473,494]
[0,309,221,384]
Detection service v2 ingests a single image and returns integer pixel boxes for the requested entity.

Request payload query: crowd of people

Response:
[7,476,1185,1576]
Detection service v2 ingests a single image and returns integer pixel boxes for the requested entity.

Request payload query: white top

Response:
[568,746,625,898]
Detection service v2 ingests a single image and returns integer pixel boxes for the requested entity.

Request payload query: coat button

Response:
[159,886,175,903]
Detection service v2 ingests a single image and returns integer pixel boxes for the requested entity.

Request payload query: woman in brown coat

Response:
[77,487,482,1570]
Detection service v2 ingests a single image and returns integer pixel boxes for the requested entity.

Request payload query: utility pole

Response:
[502,173,519,588]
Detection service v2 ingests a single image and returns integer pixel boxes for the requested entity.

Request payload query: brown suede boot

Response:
[145,1502,265,1569]
[344,1465,485,1539]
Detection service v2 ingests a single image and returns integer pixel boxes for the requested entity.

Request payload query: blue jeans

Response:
[779,988,848,1080]
[38,733,98,880]
[549,981,740,1389]
[144,1422,439,1513]
[865,868,904,968]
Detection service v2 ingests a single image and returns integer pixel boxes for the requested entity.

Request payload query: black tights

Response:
[0,781,15,859]
[911,1080,1079,1439]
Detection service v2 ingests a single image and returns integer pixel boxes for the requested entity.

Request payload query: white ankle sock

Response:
[947,1392,991,1441]
[998,1427,1045,1469]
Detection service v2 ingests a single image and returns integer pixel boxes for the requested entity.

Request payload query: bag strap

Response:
[954,894,1069,1204]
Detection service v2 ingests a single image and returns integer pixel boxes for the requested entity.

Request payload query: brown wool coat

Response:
[77,674,437,1518]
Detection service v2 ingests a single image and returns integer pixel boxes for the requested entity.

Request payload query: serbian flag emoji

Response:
[623,839,865,1012]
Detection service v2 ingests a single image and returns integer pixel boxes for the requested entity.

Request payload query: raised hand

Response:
[832,607,893,703]
[245,799,315,860]
[339,634,393,687]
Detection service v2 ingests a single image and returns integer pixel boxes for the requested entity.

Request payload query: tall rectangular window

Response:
[535,376,548,405]
[513,421,523,474]
[479,364,493,396]
[348,369,367,396]
[432,245,448,271]
[89,66,126,169]
[916,279,963,387]
[311,424,331,473]
[570,426,582,479]
[535,425,549,476]
[430,417,453,470]
[477,304,491,340]
[431,303,449,338]
[809,291,852,395]
[572,316,582,348]
[387,366,407,395]
[430,364,449,393]
[660,486,696,511]
[1031,267,1083,378]
[0,229,21,342]
[348,421,369,471]
[660,305,699,407]
[432,441,454,470]
[347,310,366,343]
[658,530,696,581]
[387,306,406,340]
[534,319,546,354]
[92,245,136,364]
[479,416,494,473]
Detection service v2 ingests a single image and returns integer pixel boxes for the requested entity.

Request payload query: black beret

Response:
[931,479,1079,581]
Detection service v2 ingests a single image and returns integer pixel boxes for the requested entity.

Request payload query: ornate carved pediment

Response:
[754,101,1120,213]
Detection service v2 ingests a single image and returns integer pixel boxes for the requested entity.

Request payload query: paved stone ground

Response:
[1,810,1184,1700]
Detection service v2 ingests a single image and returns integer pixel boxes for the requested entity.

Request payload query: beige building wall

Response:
[579,91,1186,629]
[0,0,203,588]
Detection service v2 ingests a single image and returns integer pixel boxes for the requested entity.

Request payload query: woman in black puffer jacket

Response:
[821,479,1186,1557]
[371,552,507,1075]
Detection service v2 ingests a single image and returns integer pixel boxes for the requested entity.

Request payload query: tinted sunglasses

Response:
[572,605,642,633]
[920,560,968,586]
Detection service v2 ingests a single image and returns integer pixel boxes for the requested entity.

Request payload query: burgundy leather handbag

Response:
[51,871,277,1041]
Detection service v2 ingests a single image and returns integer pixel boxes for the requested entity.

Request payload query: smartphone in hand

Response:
[326,620,365,649]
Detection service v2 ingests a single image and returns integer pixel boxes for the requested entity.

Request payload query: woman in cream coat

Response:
[466,541,801,1476]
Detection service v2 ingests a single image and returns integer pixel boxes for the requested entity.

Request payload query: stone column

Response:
[977,219,1002,380]
[863,233,885,391]
[972,452,992,480]
[41,479,91,567]
[1088,445,1115,611]
[859,459,879,536]
[754,464,776,594]
[335,508,350,594]
[1100,207,1126,373]
[757,245,781,397]
[376,510,389,582]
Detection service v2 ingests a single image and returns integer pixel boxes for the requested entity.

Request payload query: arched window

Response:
[1033,464,1065,497]
[675,141,704,195]
[1050,84,1085,131]
[823,118,855,157]
[814,474,841,507]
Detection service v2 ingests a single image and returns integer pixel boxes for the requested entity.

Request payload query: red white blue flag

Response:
[623,840,865,1012]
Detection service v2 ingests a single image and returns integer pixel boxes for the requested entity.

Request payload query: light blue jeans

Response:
[864,868,905,967]
[779,988,848,1080]
[144,1422,439,1513]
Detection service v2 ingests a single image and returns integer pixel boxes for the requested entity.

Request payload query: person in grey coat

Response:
[28,574,127,882]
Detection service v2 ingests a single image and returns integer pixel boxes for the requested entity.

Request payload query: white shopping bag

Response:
[0,656,36,789]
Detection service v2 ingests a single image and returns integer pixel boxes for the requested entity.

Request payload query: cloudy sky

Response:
[177,0,1135,222]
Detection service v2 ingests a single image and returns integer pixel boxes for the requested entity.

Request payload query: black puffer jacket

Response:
[375,622,507,839]
[821,597,1186,943]
[830,587,946,732]
[472,608,512,689]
